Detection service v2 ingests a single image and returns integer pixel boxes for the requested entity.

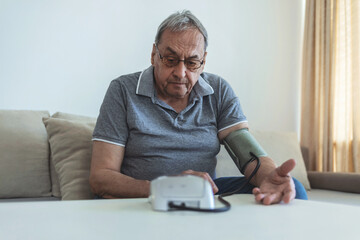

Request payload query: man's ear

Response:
[203,52,207,65]
[151,44,156,65]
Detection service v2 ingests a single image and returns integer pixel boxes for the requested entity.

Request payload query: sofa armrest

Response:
[307,171,360,193]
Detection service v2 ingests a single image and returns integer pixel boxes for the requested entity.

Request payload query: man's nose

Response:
[173,60,187,79]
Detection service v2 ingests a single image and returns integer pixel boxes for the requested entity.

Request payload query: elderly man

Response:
[89,10,307,205]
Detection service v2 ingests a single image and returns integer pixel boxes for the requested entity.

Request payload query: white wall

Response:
[0,0,305,132]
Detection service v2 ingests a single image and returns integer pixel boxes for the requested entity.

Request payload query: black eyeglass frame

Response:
[155,44,205,71]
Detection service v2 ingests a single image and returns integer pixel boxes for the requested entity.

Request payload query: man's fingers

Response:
[208,179,219,194]
[262,193,281,205]
[181,170,219,194]
[253,188,265,203]
[254,188,295,205]
[252,187,261,195]
[253,163,297,205]
[253,188,284,205]
[282,184,296,204]
[277,159,296,177]
[282,191,293,204]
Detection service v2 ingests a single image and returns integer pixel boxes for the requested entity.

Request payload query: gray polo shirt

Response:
[93,66,247,180]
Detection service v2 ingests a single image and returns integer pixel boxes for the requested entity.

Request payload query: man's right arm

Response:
[89,141,150,198]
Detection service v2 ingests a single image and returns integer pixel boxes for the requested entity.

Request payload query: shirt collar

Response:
[135,66,156,98]
[136,65,214,98]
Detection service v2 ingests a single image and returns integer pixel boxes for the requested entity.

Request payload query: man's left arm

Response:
[218,123,296,205]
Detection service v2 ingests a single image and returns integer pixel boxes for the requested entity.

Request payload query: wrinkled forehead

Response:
[158,29,205,57]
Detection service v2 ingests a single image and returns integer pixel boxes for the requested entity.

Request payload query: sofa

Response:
[1,110,359,205]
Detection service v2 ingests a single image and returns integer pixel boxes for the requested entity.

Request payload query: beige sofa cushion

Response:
[216,130,311,190]
[52,112,97,122]
[48,112,97,198]
[0,110,51,198]
[43,115,96,200]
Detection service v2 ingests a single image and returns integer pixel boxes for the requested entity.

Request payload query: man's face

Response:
[151,29,207,100]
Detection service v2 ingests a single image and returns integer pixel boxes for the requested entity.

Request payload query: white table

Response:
[0,195,358,240]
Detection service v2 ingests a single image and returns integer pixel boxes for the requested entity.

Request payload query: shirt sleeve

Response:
[92,79,128,146]
[217,78,247,132]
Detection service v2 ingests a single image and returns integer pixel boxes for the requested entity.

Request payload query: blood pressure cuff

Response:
[223,128,267,174]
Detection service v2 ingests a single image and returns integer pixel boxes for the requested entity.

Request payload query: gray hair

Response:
[155,10,208,51]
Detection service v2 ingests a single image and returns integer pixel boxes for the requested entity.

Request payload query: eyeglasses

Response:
[155,45,204,71]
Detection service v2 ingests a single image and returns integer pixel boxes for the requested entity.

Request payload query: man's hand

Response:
[181,170,219,194]
[252,159,296,205]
